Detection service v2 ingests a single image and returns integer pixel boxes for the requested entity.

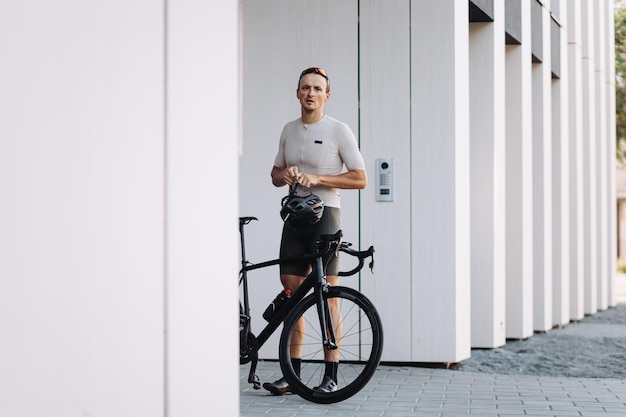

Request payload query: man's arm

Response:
[297,168,367,190]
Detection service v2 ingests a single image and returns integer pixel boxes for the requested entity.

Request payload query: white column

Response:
[505,0,534,340]
[551,0,571,327]
[469,1,506,348]
[0,2,167,416]
[605,0,618,307]
[411,0,471,362]
[567,0,586,321]
[581,0,598,314]
[166,1,240,416]
[594,0,609,311]
[532,1,553,331]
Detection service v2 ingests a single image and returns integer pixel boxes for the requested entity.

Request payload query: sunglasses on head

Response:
[300,67,328,80]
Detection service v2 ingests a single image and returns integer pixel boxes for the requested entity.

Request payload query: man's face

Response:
[296,73,330,111]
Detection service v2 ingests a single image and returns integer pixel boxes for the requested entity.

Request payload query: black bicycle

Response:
[239,216,383,404]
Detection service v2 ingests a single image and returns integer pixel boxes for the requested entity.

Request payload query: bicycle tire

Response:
[278,286,383,403]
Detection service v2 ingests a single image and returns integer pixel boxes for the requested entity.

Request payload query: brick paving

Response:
[240,361,626,416]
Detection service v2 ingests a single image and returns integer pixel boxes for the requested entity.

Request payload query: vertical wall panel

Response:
[531,1,554,331]
[166,1,240,416]
[605,0,618,307]
[581,0,598,314]
[469,0,506,348]
[594,0,609,310]
[551,0,571,327]
[411,0,471,362]
[567,0,586,320]
[359,0,412,361]
[505,0,534,340]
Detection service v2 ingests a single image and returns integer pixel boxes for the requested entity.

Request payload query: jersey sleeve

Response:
[337,123,365,171]
[273,125,288,168]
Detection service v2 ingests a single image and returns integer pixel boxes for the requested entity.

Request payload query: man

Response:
[264,67,367,394]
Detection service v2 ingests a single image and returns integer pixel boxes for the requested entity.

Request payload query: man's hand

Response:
[296,172,320,188]
[283,166,301,186]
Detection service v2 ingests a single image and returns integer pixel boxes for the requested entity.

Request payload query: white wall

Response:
[240,0,360,359]
[0,1,239,416]
[359,0,412,361]
[238,0,616,364]
[239,0,472,363]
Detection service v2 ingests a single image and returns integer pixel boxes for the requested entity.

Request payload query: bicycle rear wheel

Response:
[279,286,383,403]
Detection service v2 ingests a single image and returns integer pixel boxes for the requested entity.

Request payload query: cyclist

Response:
[264,67,367,395]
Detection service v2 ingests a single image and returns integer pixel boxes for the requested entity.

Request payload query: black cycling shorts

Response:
[279,206,340,277]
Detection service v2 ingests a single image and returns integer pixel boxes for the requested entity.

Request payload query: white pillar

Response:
[605,0,618,307]
[567,0,586,321]
[0,2,167,416]
[0,1,240,416]
[551,0,571,327]
[469,1,506,348]
[532,0,553,331]
[166,1,240,416]
[594,0,609,311]
[505,0,534,340]
[411,0,471,362]
[581,0,598,315]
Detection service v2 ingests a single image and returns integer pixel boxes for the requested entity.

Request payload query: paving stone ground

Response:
[241,282,626,416]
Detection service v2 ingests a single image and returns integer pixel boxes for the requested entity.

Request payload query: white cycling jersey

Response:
[273,115,365,208]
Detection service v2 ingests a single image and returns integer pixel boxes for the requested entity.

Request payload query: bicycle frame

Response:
[244,254,329,344]
[238,216,374,390]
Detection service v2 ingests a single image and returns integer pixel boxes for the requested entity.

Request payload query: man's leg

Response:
[263,273,305,395]
[281,274,306,360]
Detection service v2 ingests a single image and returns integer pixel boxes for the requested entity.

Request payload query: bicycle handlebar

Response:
[337,243,375,276]
[238,223,374,278]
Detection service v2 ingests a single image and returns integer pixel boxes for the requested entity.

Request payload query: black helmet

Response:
[280,183,324,226]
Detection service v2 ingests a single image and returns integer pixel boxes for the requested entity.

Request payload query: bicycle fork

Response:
[314,258,338,351]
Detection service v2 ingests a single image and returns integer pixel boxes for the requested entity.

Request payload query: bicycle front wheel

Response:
[279,286,383,403]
